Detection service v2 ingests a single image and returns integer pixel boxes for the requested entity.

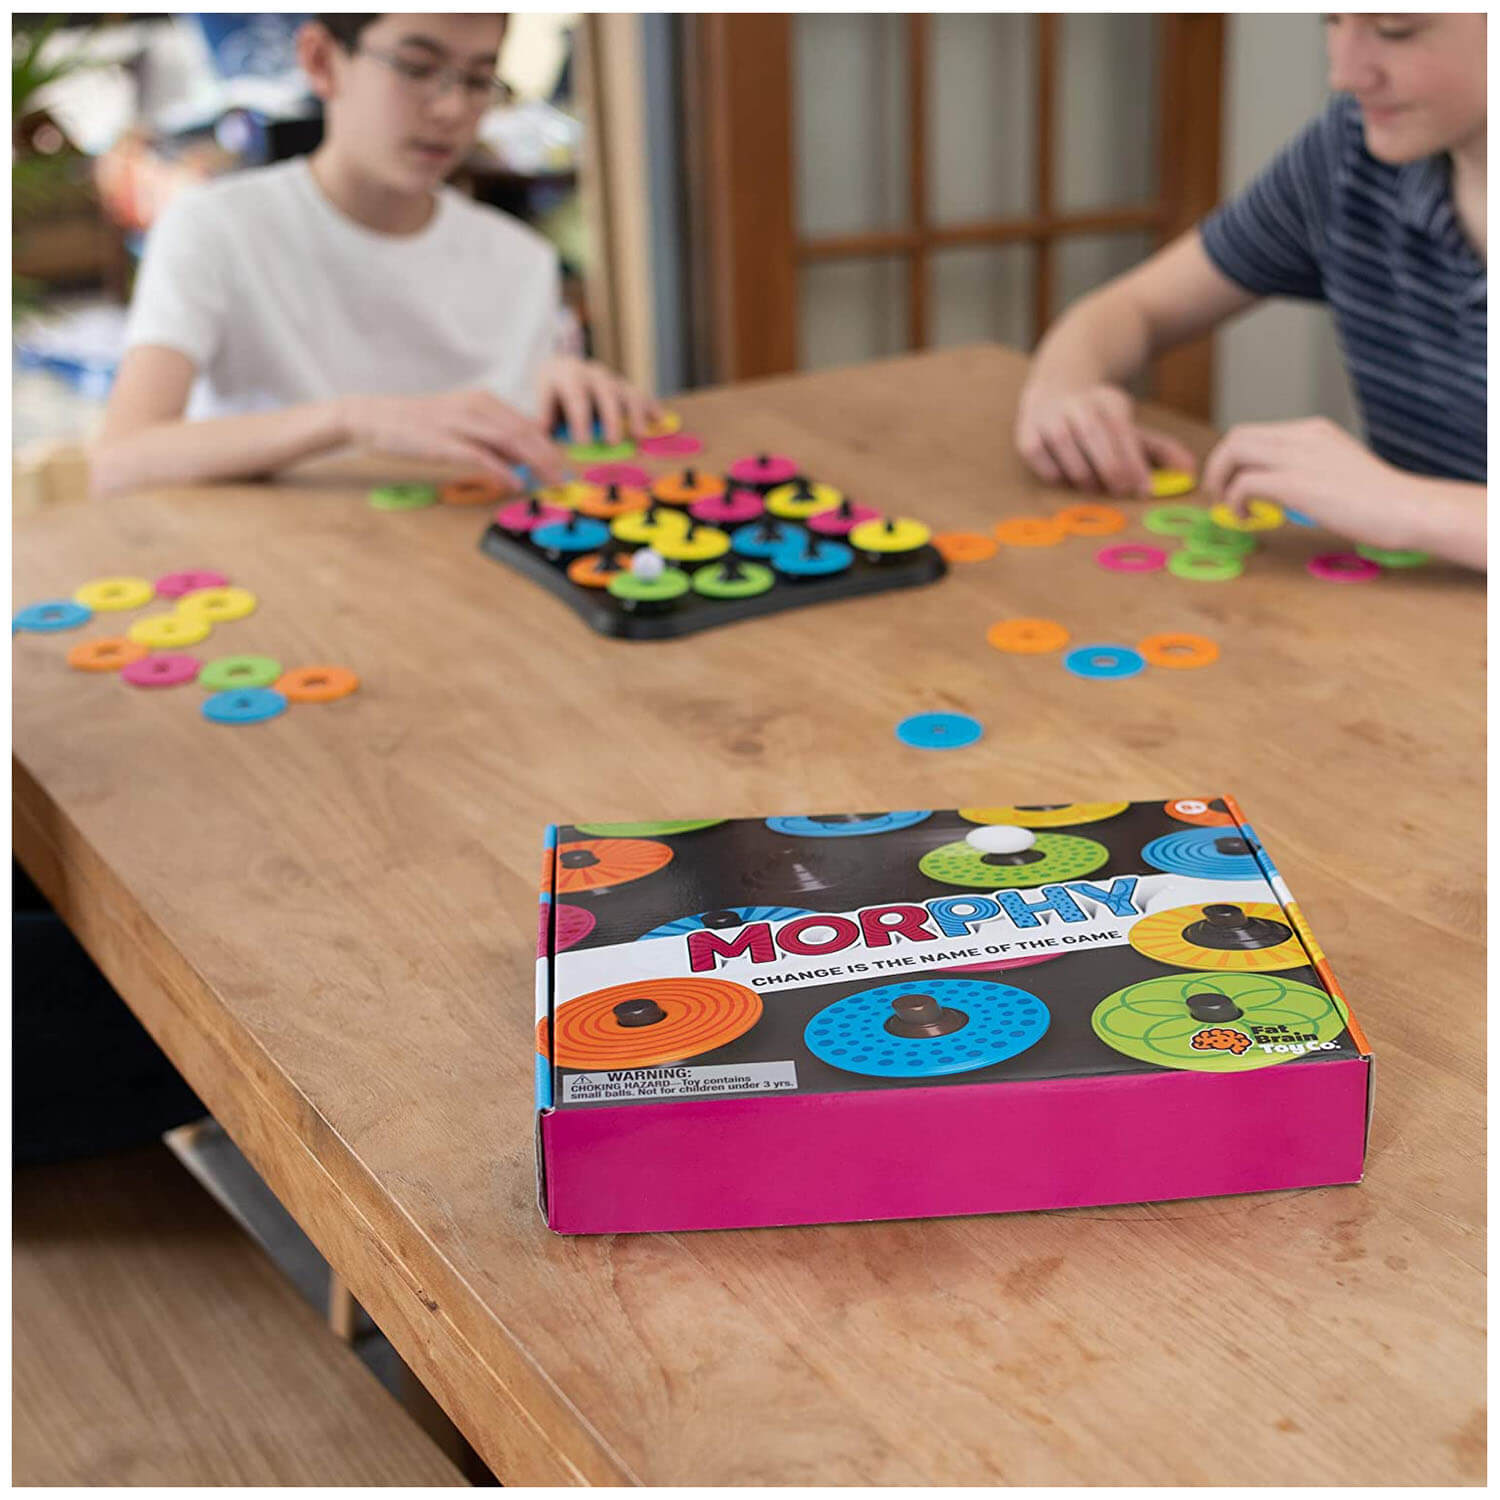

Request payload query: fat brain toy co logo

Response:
[685,879,1143,972]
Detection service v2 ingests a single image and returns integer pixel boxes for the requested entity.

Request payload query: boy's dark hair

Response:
[316,15,380,52]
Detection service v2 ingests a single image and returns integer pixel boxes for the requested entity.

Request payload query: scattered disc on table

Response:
[121,652,201,688]
[175,586,257,623]
[1209,498,1283,532]
[1137,631,1219,669]
[1149,468,1197,498]
[960,802,1127,828]
[1180,524,1258,559]
[571,483,650,519]
[531,516,612,556]
[807,498,880,536]
[1282,507,1317,527]
[654,524,732,563]
[692,557,775,599]
[1307,552,1380,582]
[1168,550,1243,582]
[276,665,360,703]
[919,831,1109,889]
[440,476,506,506]
[545,976,761,1069]
[1144,503,1209,536]
[67,637,148,673]
[727,453,799,489]
[642,410,683,438]
[765,479,843,519]
[549,836,674,894]
[201,686,288,725]
[933,531,998,563]
[14,600,92,633]
[965,824,1036,855]
[638,432,703,459]
[495,497,570,534]
[155,569,229,599]
[1165,796,1237,828]
[582,462,650,488]
[850,517,931,554]
[369,483,438,511]
[640,904,812,940]
[200,654,283,692]
[1128,901,1306,973]
[567,552,624,589]
[574,819,724,837]
[128,612,211,649]
[690,488,764,526]
[766,811,932,838]
[994,516,1066,547]
[1354,544,1430,568]
[1096,542,1167,573]
[1064,644,1146,680]
[896,712,982,750]
[651,468,726,506]
[773,535,852,577]
[74,576,154,612]
[986,617,1070,654]
[1141,827,1262,881]
[1055,502,1127,537]
[567,439,636,464]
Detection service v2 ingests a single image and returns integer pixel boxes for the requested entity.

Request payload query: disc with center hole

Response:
[549,837,674,893]
[175,586,257,622]
[1149,469,1196,498]
[960,802,1128,828]
[200,655,282,691]
[1128,902,1307,972]
[155,569,229,599]
[919,831,1108,888]
[121,652,201,687]
[1165,797,1236,828]
[276,666,359,704]
[74,576,154,612]
[543,977,762,1068]
[765,811,932,838]
[896,712,982,750]
[201,687,287,724]
[66,637,147,672]
[765,480,843,519]
[986,618,1070,654]
[994,516,1066,547]
[14,600,92,633]
[1141,827,1262,880]
[692,560,775,598]
[128,613,211,648]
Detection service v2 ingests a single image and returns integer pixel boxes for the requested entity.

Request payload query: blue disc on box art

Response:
[202,687,288,725]
[1141,826,1262,881]
[805,978,1050,1078]
[640,904,814,939]
[765,811,932,838]
[13,599,91,633]
[896,712,983,750]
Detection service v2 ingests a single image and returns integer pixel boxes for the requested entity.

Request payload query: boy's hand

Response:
[340,389,566,489]
[1015,382,1198,496]
[539,357,661,446]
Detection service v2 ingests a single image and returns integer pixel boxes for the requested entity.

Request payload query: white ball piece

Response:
[965,824,1037,855]
[630,548,666,581]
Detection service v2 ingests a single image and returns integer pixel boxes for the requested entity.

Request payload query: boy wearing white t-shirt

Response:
[91,13,656,498]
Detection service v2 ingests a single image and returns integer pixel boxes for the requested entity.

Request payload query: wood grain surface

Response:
[12,346,1485,1485]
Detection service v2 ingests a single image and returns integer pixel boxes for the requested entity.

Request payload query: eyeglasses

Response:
[356,44,512,110]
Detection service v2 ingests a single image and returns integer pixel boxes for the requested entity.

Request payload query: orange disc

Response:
[276,665,359,703]
[1138,631,1220,669]
[933,531,998,563]
[567,553,624,589]
[440,476,506,506]
[994,516,1067,547]
[1055,502,1128,537]
[1165,797,1237,828]
[986,617,1071,654]
[541,977,762,1068]
[651,469,726,506]
[551,837,673,893]
[572,483,650,519]
[66,637,148,673]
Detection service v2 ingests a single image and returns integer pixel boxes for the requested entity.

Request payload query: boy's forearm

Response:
[1404,479,1487,571]
[1026,287,1155,395]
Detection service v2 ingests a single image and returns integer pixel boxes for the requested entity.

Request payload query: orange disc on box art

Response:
[1164,797,1237,828]
[1055,502,1128,537]
[933,531,998,563]
[541,976,763,1068]
[994,516,1067,547]
[550,837,673,893]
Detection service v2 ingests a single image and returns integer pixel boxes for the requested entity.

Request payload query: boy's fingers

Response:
[589,375,626,446]
[1041,425,1097,491]
[622,387,653,438]
[1019,436,1064,487]
[1139,426,1199,476]
[1064,408,1132,495]
[557,382,593,447]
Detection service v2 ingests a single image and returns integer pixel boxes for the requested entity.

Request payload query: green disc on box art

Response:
[1091,970,1348,1072]
[573,819,726,837]
[919,831,1109,889]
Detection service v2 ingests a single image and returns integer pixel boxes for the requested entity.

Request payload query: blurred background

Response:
[13,12,1357,508]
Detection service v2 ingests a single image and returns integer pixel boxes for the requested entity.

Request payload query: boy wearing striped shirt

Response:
[1015,13,1486,570]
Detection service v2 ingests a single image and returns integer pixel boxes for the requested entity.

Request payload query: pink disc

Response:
[156,569,229,599]
[808,502,881,536]
[639,432,703,459]
[121,652,201,687]
[1096,543,1168,573]
[691,488,764,525]
[583,462,650,488]
[1308,552,1380,582]
[536,900,596,958]
[495,499,570,534]
[941,953,1063,975]
[727,453,799,487]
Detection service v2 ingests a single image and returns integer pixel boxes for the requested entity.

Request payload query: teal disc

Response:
[919,831,1109,889]
[369,483,438,511]
[199,654,282,691]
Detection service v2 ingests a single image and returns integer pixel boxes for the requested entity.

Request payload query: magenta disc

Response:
[155,569,229,598]
[537,900,596,957]
[121,652,201,687]
[583,462,650,488]
[1308,552,1380,582]
[639,433,703,459]
[494,499,570,533]
[691,488,764,525]
[727,453,798,487]
[808,502,880,536]
[1096,543,1168,573]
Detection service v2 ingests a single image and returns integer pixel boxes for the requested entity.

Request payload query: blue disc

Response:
[202,687,288,725]
[774,538,853,577]
[531,516,611,554]
[732,520,803,558]
[1064,644,1147,681]
[896,713,983,750]
[765,811,933,838]
[805,978,1050,1078]
[14,599,91,633]
[1282,507,1315,527]
[640,904,815,940]
[1140,827,1263,881]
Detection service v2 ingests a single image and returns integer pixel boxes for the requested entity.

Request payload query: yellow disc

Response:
[1128,902,1308,973]
[610,507,691,546]
[653,525,730,562]
[765,480,844,520]
[128,612,212,649]
[1209,499,1284,532]
[642,410,683,438]
[175,585,256,623]
[849,517,931,553]
[959,802,1129,829]
[1149,468,1197,498]
[73,576,155,612]
[535,481,597,509]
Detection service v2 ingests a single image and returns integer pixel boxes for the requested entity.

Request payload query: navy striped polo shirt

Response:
[1200,94,1486,483]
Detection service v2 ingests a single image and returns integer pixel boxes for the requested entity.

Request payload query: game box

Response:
[533,797,1372,1235]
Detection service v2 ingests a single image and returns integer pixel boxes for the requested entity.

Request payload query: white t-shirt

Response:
[123,157,562,420]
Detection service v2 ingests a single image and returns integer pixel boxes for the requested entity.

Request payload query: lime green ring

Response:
[199,654,283,691]
[692,560,775,599]
[1144,503,1209,537]
[1355,544,1430,568]
[369,484,438,511]
[573,819,725,837]
[568,440,636,464]
[608,567,691,602]
[1181,526,1257,560]
[1168,549,1244,582]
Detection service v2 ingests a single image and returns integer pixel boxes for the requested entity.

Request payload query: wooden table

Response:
[13,346,1485,1485]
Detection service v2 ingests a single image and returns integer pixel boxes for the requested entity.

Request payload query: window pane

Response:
[929,246,1034,351]
[798,259,909,370]
[1055,14,1159,212]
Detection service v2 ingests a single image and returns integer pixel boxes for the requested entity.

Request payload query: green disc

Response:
[1355,544,1430,568]
[199,654,283,691]
[369,483,438,511]
[692,560,775,599]
[607,567,690,603]
[1092,970,1348,1072]
[1168,549,1244,582]
[573,819,725,837]
[1181,528,1258,561]
[568,440,636,464]
[919,832,1109,889]
[1143,503,1209,537]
